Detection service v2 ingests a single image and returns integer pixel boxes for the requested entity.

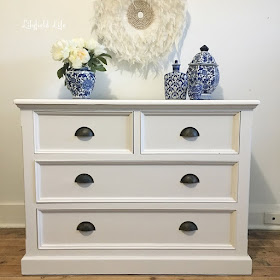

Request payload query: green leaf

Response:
[57,63,70,79]
[97,56,107,65]
[88,57,99,67]
[89,65,96,73]
[89,57,97,63]
[57,66,66,79]
[88,61,97,67]
[95,65,107,72]
[92,69,97,73]
[99,53,112,59]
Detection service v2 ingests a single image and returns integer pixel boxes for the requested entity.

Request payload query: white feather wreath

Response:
[92,0,187,68]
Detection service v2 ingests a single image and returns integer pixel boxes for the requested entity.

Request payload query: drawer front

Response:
[36,162,238,203]
[37,209,235,250]
[141,113,240,154]
[34,112,133,153]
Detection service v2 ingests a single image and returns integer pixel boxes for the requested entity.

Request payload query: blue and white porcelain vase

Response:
[65,67,96,99]
[187,45,219,100]
[164,60,188,100]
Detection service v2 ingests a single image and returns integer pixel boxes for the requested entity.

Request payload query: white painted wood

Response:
[141,112,240,154]
[34,152,241,163]
[36,162,237,203]
[14,99,260,110]
[19,110,39,255]
[34,112,133,153]
[234,110,255,255]
[21,256,252,275]
[133,111,141,155]
[30,202,240,211]
[15,99,259,275]
[37,209,234,250]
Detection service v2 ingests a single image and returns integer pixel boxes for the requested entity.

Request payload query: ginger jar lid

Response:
[189,45,218,66]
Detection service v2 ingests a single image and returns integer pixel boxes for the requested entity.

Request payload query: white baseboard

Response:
[0,203,25,228]
[249,203,280,230]
[0,203,280,230]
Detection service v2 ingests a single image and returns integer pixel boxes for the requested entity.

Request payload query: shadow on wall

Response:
[249,154,276,205]
[93,72,116,99]
[211,85,224,100]
[163,10,191,71]
[58,84,72,99]
[58,72,117,100]
[192,86,224,100]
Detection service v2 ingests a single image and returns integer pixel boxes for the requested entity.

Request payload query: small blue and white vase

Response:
[187,45,219,100]
[65,67,96,99]
[164,60,188,100]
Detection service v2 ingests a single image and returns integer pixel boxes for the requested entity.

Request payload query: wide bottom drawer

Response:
[37,209,236,250]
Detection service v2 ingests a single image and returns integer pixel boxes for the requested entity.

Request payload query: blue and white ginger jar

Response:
[187,45,219,100]
[65,67,96,99]
[164,60,188,100]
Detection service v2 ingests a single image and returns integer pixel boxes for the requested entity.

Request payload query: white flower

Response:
[85,38,99,51]
[51,39,70,61]
[69,48,90,69]
[71,38,85,49]
[94,44,107,56]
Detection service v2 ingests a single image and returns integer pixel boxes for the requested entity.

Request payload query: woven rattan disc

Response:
[127,0,154,30]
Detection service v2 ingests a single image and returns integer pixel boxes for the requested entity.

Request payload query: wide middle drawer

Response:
[36,162,238,203]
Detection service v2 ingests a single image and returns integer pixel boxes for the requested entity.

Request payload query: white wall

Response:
[0,0,279,228]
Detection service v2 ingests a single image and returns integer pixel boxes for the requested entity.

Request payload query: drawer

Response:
[36,162,238,203]
[141,112,240,154]
[33,112,133,153]
[37,209,235,250]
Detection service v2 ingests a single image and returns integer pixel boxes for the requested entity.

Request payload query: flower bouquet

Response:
[51,38,111,98]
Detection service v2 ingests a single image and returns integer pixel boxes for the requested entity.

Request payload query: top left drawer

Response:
[33,112,134,154]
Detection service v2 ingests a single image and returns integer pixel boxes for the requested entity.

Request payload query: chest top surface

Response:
[14,99,260,110]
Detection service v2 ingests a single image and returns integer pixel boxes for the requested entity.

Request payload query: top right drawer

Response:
[141,112,240,155]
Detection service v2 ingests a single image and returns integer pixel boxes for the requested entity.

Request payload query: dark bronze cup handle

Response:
[179,221,198,232]
[180,127,199,138]
[77,222,95,232]
[180,174,200,184]
[75,127,94,137]
[75,174,94,184]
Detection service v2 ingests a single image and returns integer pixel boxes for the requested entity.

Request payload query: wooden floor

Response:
[0,229,280,279]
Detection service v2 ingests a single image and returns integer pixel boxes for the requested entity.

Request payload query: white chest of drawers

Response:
[15,99,259,275]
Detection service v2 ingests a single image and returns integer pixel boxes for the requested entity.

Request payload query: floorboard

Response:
[0,229,279,279]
